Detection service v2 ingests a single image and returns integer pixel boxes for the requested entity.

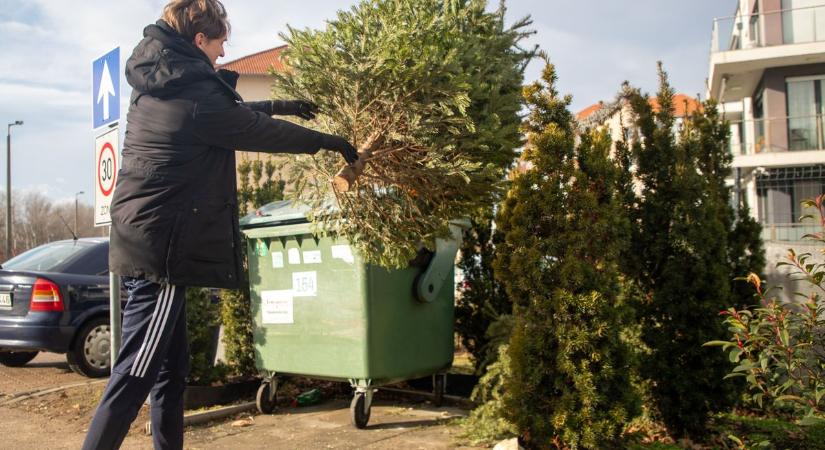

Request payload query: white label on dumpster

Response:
[287,248,301,265]
[261,290,293,324]
[272,252,284,269]
[331,245,354,264]
[292,271,317,297]
[303,250,322,264]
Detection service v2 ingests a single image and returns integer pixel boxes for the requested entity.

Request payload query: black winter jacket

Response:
[109,20,326,289]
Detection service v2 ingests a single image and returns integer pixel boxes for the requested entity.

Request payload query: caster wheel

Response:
[256,382,277,414]
[433,374,445,407]
[350,392,371,429]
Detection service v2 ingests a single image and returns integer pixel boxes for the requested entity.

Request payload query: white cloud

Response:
[0,0,735,202]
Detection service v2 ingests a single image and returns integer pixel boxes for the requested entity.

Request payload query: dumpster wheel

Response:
[350,392,371,429]
[256,381,277,414]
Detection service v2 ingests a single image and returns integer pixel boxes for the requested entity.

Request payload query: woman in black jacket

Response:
[83,1,357,448]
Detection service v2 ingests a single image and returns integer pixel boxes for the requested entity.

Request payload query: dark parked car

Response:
[0,238,120,377]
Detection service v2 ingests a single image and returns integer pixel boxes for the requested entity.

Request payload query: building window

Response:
[786,77,825,150]
[782,0,825,44]
[750,2,762,47]
[756,165,825,225]
[753,88,766,153]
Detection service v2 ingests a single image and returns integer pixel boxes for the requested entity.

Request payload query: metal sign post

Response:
[109,272,121,368]
[93,47,121,369]
[95,127,121,368]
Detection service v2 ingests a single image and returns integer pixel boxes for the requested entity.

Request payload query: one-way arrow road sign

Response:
[92,48,120,129]
[97,59,116,123]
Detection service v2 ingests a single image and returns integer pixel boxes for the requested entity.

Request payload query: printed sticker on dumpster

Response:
[292,271,317,297]
[272,251,284,269]
[287,248,301,264]
[331,245,354,264]
[303,250,322,264]
[261,290,293,324]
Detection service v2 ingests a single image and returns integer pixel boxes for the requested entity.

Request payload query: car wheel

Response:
[0,350,39,367]
[67,317,111,378]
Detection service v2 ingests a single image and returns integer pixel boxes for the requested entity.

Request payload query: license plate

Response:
[0,293,11,309]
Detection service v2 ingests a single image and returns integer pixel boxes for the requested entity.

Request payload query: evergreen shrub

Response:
[455,207,511,373]
[622,66,764,437]
[185,287,228,385]
[492,57,640,449]
[461,344,518,445]
[220,159,285,378]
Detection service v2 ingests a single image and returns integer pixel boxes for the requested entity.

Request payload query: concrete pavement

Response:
[0,351,89,402]
[0,355,486,449]
[186,399,480,449]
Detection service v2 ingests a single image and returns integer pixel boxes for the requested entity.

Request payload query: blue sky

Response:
[0,0,736,203]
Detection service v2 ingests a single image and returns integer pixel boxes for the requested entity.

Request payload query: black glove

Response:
[271,100,319,120]
[321,134,359,165]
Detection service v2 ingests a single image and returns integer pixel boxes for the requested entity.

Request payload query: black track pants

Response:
[82,277,189,450]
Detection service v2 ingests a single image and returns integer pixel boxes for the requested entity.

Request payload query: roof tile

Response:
[576,93,701,121]
[218,46,287,75]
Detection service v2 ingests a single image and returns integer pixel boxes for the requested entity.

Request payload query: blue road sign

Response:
[92,47,120,129]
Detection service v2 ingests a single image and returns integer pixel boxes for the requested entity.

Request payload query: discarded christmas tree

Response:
[272,0,533,267]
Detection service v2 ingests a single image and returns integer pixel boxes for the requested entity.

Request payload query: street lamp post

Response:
[74,191,85,238]
[6,121,23,259]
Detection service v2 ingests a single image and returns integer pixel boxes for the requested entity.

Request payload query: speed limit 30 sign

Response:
[94,127,119,226]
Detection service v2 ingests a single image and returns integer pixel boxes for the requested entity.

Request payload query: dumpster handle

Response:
[415,220,469,303]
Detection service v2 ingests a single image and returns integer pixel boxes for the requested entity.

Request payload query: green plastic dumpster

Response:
[239,200,465,428]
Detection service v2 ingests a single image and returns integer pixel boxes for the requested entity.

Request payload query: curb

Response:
[0,379,108,406]
[145,401,256,435]
[378,386,474,407]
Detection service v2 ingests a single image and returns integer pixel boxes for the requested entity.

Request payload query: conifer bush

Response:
[461,344,518,445]
[186,287,229,385]
[492,58,640,449]
[455,207,511,373]
[622,66,764,437]
[220,159,286,378]
[271,0,533,268]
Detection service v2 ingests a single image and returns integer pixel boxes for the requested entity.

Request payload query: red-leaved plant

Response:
[705,194,825,424]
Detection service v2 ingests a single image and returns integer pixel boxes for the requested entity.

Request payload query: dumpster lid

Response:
[239,200,310,228]
[239,199,338,229]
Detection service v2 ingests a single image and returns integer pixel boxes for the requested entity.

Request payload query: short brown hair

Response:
[161,0,230,42]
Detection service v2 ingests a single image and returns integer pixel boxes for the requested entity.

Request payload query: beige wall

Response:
[236,74,273,103]
[235,74,276,165]
[233,72,301,199]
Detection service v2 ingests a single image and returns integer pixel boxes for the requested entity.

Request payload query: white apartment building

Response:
[708,0,825,297]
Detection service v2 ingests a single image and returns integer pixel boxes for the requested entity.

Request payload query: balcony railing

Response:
[727,114,825,156]
[760,222,821,241]
[712,4,825,53]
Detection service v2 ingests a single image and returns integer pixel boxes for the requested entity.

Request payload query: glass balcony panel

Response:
[788,116,819,150]
[755,166,825,241]
[726,115,825,155]
[760,223,820,241]
[713,3,825,52]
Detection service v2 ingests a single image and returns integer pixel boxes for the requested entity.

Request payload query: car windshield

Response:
[2,241,90,272]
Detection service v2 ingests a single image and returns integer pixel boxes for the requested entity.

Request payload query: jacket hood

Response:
[125,20,222,97]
